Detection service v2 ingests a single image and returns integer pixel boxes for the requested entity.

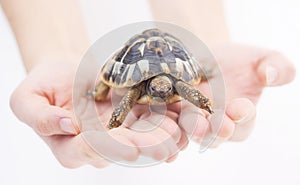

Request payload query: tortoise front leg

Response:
[175,81,213,114]
[87,81,110,101]
[108,86,142,129]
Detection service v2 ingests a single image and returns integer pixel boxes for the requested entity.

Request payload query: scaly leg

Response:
[175,81,213,114]
[108,86,142,129]
[87,81,110,101]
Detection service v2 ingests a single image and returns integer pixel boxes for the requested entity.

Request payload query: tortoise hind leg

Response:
[108,86,142,129]
[87,81,110,101]
[175,81,213,114]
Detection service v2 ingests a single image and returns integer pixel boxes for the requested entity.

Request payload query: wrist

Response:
[23,47,88,72]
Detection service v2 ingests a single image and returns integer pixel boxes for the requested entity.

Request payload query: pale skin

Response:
[2,0,296,168]
[2,0,183,168]
[149,0,296,146]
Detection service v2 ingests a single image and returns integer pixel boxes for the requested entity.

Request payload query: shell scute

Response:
[101,29,202,87]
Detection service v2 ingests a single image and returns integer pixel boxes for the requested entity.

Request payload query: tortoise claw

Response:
[204,99,214,114]
[107,119,122,129]
[206,104,214,114]
[86,89,96,98]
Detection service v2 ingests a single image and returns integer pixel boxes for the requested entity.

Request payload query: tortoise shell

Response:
[100,29,203,87]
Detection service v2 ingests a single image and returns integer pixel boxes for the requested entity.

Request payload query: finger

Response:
[89,159,110,168]
[141,111,189,152]
[82,130,140,162]
[166,153,179,163]
[112,127,169,161]
[199,109,235,149]
[10,88,79,136]
[115,120,179,162]
[256,52,296,86]
[140,111,181,143]
[178,102,210,139]
[214,114,235,139]
[43,133,112,168]
[142,115,182,162]
[141,111,188,152]
[226,98,256,141]
[177,131,189,151]
[201,99,254,148]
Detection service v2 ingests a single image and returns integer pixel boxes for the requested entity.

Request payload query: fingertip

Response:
[226,98,256,125]
[131,133,169,161]
[226,98,256,141]
[152,145,170,161]
[166,153,179,163]
[59,118,79,135]
[216,116,235,138]
[178,105,209,138]
[90,159,110,168]
[257,52,296,86]
[37,106,79,136]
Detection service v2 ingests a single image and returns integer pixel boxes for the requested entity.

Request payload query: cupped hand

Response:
[175,43,295,147]
[10,61,186,168]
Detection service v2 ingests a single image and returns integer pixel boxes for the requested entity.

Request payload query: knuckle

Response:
[9,86,24,113]
[9,80,27,111]
[9,90,18,110]
[35,119,53,136]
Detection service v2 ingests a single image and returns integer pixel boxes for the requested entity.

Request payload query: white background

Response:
[0,0,299,185]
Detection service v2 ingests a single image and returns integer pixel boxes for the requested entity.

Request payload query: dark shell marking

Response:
[101,29,203,87]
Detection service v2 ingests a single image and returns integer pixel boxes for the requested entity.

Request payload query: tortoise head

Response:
[148,75,173,100]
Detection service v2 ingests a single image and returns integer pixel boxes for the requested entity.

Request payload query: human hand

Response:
[171,43,295,147]
[10,61,186,168]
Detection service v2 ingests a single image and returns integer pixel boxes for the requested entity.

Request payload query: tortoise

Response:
[89,29,213,129]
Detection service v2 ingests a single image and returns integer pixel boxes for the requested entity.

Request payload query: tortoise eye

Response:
[150,86,156,92]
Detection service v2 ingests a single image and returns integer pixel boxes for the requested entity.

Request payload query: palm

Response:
[11,44,294,167]
[166,43,295,144]
[212,44,265,103]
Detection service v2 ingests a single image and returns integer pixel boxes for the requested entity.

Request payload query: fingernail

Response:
[266,65,278,85]
[60,118,77,134]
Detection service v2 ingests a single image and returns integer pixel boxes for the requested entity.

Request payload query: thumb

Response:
[257,52,296,86]
[34,105,79,136]
[10,90,79,136]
